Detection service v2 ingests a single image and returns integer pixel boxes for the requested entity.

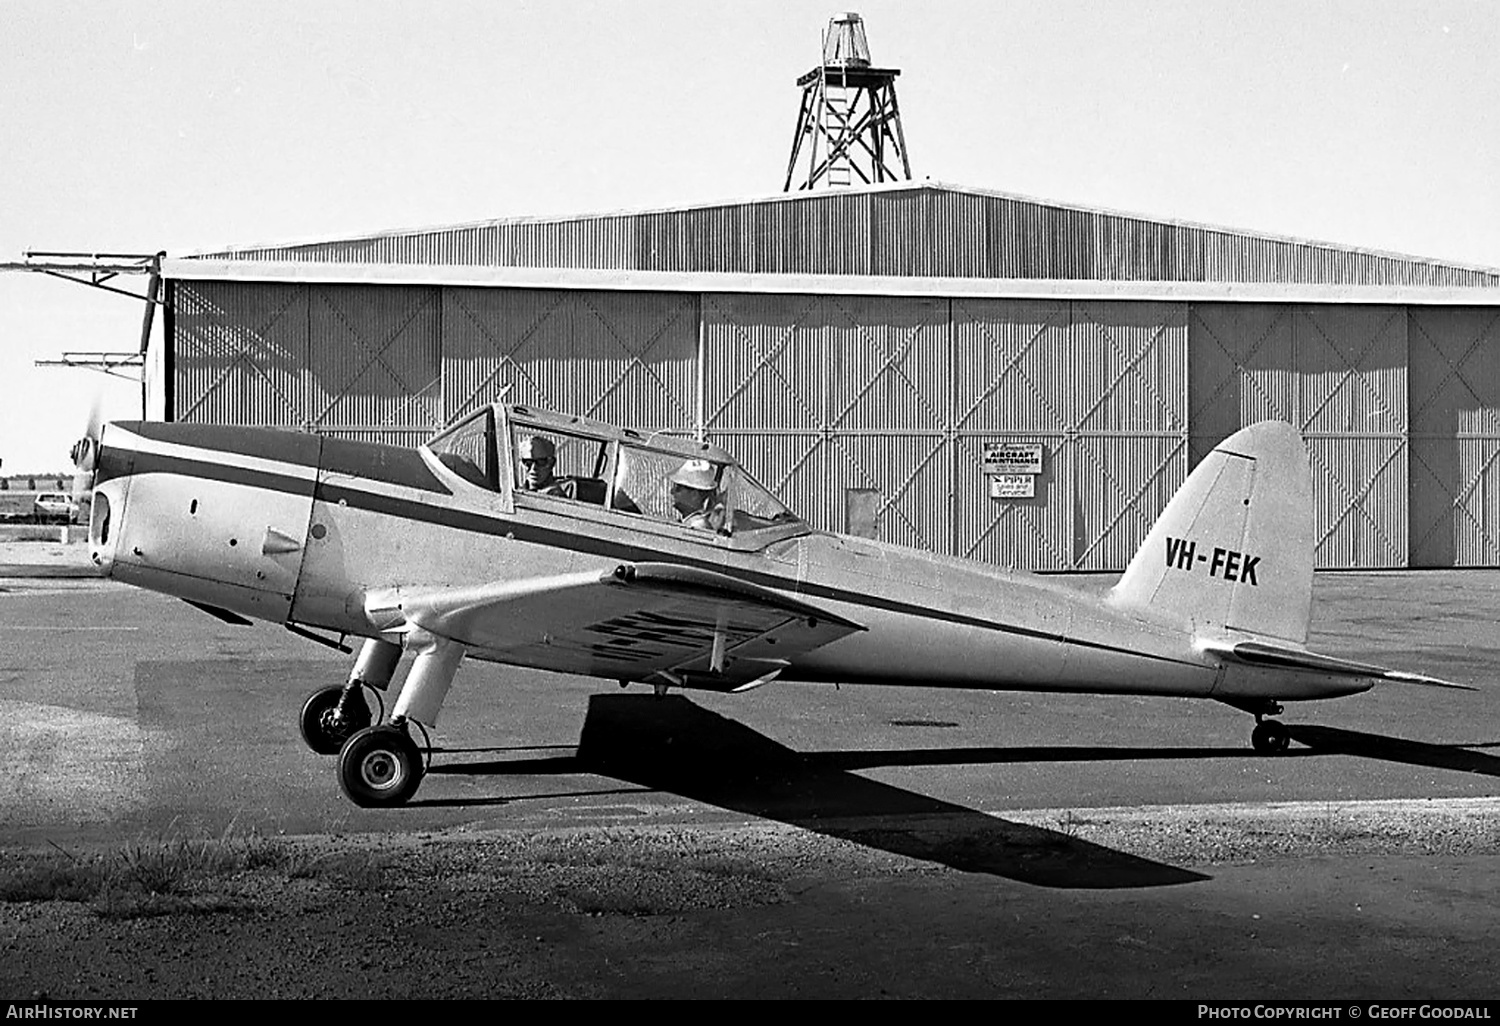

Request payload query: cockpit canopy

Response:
[425,404,803,540]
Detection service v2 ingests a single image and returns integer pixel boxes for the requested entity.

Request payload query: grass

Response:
[0,828,391,919]
[476,830,789,917]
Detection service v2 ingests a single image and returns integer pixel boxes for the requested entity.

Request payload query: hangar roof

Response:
[170,181,1500,298]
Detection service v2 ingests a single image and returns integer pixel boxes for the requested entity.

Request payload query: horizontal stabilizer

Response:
[1197,638,1476,691]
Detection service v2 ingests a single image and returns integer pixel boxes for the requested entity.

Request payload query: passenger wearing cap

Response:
[669,459,724,532]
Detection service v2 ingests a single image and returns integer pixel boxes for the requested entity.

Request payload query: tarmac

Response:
[0,538,97,578]
[4,536,1498,997]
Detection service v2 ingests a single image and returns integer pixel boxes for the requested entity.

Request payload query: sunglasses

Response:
[521,457,554,466]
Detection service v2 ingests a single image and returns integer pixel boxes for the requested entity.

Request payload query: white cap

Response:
[669,459,718,490]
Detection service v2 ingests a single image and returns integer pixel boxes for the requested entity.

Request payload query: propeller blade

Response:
[70,464,92,507]
[83,393,103,447]
[70,395,104,509]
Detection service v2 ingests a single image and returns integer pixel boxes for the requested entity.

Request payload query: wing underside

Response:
[366,562,865,692]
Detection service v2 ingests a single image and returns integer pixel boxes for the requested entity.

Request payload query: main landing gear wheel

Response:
[1251,719,1291,755]
[338,724,425,807]
[299,685,372,756]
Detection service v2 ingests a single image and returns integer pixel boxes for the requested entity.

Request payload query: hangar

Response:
[151,180,1500,571]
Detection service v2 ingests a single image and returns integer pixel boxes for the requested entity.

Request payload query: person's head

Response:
[518,436,557,489]
[669,459,719,517]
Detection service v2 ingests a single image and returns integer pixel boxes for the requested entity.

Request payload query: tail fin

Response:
[1109,422,1313,644]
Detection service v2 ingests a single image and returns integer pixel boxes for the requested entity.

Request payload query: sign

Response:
[982,442,1043,476]
[989,474,1035,499]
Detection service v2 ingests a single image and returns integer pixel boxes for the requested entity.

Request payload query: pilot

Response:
[518,436,567,495]
[668,459,724,532]
[519,435,610,504]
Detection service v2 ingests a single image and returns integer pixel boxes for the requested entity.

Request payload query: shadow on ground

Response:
[427,693,1209,890]
[1288,725,1500,776]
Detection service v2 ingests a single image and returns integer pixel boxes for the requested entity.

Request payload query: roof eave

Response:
[160,259,1500,305]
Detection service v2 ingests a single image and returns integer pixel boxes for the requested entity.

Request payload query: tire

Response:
[337,726,424,807]
[298,686,369,756]
[1251,719,1291,755]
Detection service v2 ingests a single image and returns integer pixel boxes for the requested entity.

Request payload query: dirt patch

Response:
[3,803,1499,999]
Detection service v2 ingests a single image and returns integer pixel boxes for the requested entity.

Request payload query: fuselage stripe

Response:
[98,450,317,498]
[105,443,1201,669]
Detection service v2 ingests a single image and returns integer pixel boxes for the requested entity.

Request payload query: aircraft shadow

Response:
[427,694,1208,889]
[1289,725,1500,776]
[805,744,1301,768]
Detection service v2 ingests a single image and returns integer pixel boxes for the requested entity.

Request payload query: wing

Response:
[365,561,866,692]
[1197,637,1476,691]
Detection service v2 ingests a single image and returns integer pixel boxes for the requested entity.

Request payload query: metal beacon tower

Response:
[783,12,913,191]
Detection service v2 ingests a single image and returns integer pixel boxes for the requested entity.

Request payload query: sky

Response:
[2,0,1497,472]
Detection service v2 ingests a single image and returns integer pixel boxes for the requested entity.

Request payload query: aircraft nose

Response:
[88,485,117,574]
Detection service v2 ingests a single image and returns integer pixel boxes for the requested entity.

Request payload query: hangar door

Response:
[174,282,700,442]
[1409,306,1500,566]
[440,287,698,432]
[172,280,442,449]
[953,297,1188,570]
[702,293,1188,570]
[1189,303,1408,568]
[172,280,311,429]
[701,293,952,556]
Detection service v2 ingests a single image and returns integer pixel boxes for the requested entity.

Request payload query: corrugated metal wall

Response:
[175,281,697,438]
[174,280,310,426]
[307,285,442,435]
[1189,303,1408,568]
[702,293,951,552]
[174,280,444,435]
[699,293,1186,567]
[1409,307,1500,566]
[950,298,1187,570]
[187,185,1500,289]
[441,287,697,431]
[1299,306,1408,569]
[951,297,1071,567]
[172,278,1500,569]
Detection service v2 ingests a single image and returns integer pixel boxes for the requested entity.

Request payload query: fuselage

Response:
[87,419,1368,705]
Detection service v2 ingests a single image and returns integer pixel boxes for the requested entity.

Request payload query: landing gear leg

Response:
[349,637,403,695]
[335,628,465,808]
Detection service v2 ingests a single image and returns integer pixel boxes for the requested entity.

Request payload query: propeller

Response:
[69,395,104,517]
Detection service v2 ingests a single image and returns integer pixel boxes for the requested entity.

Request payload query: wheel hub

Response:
[359,750,403,790]
[320,708,349,738]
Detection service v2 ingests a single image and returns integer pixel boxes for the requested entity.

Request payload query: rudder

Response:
[1108,422,1314,644]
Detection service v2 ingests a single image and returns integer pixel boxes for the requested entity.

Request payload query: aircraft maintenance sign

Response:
[982,442,1043,475]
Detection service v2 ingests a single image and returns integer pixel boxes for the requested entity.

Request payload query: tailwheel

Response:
[299,684,372,755]
[1250,718,1291,755]
[338,723,425,807]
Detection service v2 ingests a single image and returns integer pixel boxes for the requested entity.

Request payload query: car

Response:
[33,492,80,524]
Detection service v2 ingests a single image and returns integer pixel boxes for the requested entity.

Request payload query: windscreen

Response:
[426,408,496,490]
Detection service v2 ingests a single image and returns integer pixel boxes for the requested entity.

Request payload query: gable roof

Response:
[178,180,1500,289]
